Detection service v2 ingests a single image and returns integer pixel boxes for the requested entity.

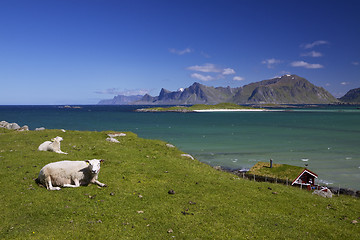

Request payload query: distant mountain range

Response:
[98,74,341,105]
[98,95,143,105]
[338,88,360,103]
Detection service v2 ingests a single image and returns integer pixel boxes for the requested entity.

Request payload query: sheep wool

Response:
[36,159,106,190]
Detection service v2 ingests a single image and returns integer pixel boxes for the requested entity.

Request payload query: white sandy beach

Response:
[193,109,267,112]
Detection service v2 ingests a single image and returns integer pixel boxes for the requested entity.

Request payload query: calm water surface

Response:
[1,105,359,189]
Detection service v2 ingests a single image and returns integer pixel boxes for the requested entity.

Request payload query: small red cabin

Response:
[291,169,318,190]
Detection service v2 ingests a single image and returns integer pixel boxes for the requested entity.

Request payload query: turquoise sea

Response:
[1,105,359,190]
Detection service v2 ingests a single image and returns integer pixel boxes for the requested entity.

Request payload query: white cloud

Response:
[187,63,221,73]
[302,40,329,49]
[190,73,215,81]
[341,82,349,85]
[222,68,236,75]
[188,63,238,81]
[261,58,281,68]
[233,76,244,81]
[301,51,323,57]
[290,61,324,69]
[95,88,149,96]
[169,48,192,55]
[352,61,359,66]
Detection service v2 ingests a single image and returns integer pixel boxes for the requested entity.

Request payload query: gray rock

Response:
[18,125,29,131]
[0,121,21,130]
[313,188,333,198]
[8,123,20,129]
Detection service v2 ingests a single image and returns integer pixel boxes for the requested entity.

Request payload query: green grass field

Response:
[0,129,359,239]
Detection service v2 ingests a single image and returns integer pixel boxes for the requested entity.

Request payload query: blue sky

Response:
[1,0,359,104]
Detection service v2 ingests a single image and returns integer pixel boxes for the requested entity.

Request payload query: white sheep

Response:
[38,136,67,154]
[36,159,106,190]
[106,137,120,143]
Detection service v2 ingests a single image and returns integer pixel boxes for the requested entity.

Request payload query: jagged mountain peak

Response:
[99,75,338,105]
[339,87,360,103]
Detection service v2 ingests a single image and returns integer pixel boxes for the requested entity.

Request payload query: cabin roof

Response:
[291,169,318,185]
[248,161,309,181]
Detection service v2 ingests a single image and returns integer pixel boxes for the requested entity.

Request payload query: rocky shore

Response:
[0,120,46,131]
[0,120,29,131]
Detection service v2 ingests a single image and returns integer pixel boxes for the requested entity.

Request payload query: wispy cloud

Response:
[233,76,244,81]
[190,73,215,81]
[290,61,324,69]
[352,61,359,66]
[261,58,282,69]
[301,51,323,57]
[301,40,329,49]
[95,88,149,96]
[169,48,193,55]
[187,63,221,73]
[222,68,236,75]
[201,51,211,58]
[187,63,240,81]
[341,82,349,85]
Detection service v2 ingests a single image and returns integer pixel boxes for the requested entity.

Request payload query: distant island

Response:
[136,103,265,112]
[98,74,343,105]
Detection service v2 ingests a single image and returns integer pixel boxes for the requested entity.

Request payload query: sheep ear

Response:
[85,160,90,165]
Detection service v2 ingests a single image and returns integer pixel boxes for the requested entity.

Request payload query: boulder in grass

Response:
[0,121,20,130]
[313,188,333,198]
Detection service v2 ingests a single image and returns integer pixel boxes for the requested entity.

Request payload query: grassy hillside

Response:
[0,129,359,239]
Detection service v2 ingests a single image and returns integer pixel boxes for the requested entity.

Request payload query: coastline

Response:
[1,105,359,190]
[193,108,267,112]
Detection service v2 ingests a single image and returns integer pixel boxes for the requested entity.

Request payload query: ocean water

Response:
[1,105,359,190]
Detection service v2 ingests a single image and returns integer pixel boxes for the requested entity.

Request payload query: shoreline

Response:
[193,108,267,112]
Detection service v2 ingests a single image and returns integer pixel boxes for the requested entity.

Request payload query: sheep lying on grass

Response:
[36,159,106,190]
[38,136,67,154]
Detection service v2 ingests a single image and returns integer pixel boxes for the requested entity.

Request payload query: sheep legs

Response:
[63,179,80,188]
[45,176,61,190]
[94,180,107,187]
[55,150,68,154]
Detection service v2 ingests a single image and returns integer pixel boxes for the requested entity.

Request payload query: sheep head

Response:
[86,159,104,174]
[51,136,63,142]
